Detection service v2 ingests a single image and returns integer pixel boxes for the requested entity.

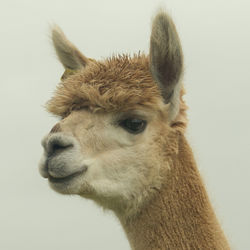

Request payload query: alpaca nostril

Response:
[47,136,74,157]
[52,142,71,153]
[50,142,73,156]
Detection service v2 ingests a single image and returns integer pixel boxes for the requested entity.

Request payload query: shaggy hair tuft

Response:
[46,54,187,130]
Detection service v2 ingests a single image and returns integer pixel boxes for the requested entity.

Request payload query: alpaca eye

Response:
[119,118,147,134]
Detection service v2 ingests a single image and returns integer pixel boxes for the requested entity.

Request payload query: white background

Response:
[1,0,249,249]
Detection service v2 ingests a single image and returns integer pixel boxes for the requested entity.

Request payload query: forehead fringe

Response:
[46,54,187,130]
[47,54,161,114]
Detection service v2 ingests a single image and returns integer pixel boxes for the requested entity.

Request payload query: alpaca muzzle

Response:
[39,133,85,179]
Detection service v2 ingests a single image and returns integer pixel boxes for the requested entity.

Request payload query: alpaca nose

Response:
[49,138,72,156]
[44,134,74,157]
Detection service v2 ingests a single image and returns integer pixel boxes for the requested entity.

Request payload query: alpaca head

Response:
[39,11,186,217]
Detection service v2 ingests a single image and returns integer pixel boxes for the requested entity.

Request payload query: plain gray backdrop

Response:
[1,0,249,249]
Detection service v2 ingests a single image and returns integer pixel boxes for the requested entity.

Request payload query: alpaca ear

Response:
[51,26,89,79]
[150,11,184,120]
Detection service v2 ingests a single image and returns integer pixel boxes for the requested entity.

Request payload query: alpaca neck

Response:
[120,134,229,250]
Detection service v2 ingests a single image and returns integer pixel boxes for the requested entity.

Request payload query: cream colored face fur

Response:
[40,11,185,217]
[39,108,170,215]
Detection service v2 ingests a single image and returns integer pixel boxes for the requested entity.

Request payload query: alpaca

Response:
[39,11,230,249]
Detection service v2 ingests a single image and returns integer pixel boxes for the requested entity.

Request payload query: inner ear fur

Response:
[51,25,89,71]
[150,11,184,107]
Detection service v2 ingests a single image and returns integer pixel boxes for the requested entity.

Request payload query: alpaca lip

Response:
[48,167,87,183]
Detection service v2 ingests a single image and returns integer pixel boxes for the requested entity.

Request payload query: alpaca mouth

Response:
[48,168,87,184]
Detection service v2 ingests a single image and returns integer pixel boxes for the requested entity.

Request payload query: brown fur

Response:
[150,11,183,103]
[50,123,61,133]
[121,132,229,249]
[41,10,230,250]
[52,26,89,70]
[47,54,187,131]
